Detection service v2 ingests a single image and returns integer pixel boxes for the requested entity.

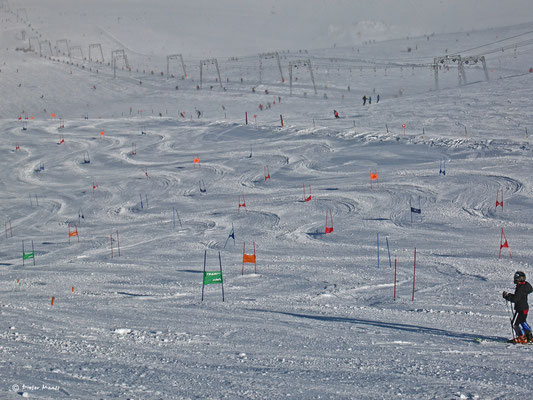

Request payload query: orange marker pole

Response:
[51,296,55,306]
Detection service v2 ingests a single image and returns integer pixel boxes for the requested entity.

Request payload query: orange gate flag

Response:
[370,172,378,180]
[242,242,257,275]
[243,254,256,263]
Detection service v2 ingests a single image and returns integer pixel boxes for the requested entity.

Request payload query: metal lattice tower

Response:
[433,54,488,89]
[167,54,186,78]
[460,56,490,83]
[0,1,10,11]
[16,7,27,21]
[433,55,465,89]
[56,39,69,57]
[288,59,316,96]
[199,58,222,88]
[28,36,38,52]
[259,52,284,83]
[39,40,53,57]
[111,50,130,78]
[69,45,83,62]
[89,43,104,62]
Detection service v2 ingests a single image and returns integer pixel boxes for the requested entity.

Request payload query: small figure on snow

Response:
[368,96,372,105]
[377,94,380,103]
[503,271,533,343]
[333,110,340,119]
[362,95,367,105]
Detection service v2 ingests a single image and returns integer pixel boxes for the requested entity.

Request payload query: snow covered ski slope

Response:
[1,2,533,399]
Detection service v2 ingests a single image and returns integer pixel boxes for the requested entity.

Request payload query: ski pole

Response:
[507,300,516,341]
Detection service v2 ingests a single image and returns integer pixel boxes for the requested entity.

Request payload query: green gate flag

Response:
[23,251,34,260]
[203,271,223,285]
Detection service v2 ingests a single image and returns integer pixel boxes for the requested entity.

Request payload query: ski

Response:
[474,337,533,344]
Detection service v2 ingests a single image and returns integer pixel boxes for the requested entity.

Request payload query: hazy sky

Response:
[17,0,533,56]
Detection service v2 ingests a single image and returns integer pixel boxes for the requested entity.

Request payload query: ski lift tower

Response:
[16,7,27,21]
[460,55,489,83]
[288,59,317,96]
[89,43,104,62]
[56,39,69,57]
[199,58,222,88]
[259,52,284,83]
[167,54,186,78]
[111,49,130,78]
[433,55,467,90]
[28,36,38,52]
[39,40,53,57]
[0,1,10,11]
[69,45,84,62]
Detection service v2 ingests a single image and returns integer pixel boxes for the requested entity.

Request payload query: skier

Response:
[333,110,340,119]
[368,96,372,105]
[377,94,380,103]
[503,271,533,343]
[362,95,367,105]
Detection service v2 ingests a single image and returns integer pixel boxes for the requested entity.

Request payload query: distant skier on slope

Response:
[503,271,533,343]
[333,110,340,119]
[362,95,367,105]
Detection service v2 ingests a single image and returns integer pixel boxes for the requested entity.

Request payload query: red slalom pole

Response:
[242,242,245,275]
[394,257,397,300]
[412,248,416,301]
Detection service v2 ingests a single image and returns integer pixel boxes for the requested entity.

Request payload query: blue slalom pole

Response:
[377,232,380,269]
[386,237,392,268]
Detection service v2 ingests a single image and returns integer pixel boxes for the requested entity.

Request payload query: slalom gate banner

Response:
[23,251,34,260]
[201,250,225,301]
[203,271,223,285]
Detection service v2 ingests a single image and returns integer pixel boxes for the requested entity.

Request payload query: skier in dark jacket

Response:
[503,271,533,343]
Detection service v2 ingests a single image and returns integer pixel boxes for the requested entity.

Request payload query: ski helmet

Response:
[514,271,526,283]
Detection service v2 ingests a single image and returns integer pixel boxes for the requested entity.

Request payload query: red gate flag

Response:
[499,227,512,259]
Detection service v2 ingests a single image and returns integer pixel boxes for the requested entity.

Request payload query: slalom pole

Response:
[377,232,380,269]
[393,257,397,301]
[412,248,416,301]
[202,250,206,301]
[219,251,224,302]
[386,237,392,269]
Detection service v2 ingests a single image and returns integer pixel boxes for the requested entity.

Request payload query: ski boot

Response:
[526,331,533,343]
[508,335,528,344]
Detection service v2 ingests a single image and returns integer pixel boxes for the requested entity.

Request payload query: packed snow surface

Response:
[1,3,533,399]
